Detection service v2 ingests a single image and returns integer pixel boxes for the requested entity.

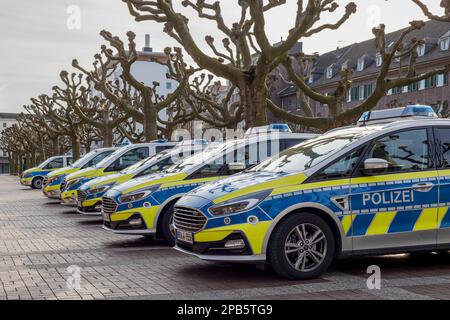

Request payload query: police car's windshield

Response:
[71,151,97,168]
[37,157,54,169]
[251,128,376,174]
[165,141,238,173]
[120,150,171,174]
[94,148,124,168]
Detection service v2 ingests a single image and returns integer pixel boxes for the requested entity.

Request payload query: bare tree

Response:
[412,0,450,22]
[123,0,357,128]
[267,21,450,131]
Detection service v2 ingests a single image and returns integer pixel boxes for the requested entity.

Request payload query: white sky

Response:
[0,0,444,113]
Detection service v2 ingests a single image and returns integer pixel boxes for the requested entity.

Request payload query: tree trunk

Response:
[71,136,81,160]
[102,127,114,147]
[241,85,268,129]
[143,105,158,142]
[51,137,59,156]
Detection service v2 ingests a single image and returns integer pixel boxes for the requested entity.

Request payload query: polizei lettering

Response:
[362,190,414,206]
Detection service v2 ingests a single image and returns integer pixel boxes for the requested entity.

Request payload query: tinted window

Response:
[156,145,174,153]
[82,151,114,169]
[45,158,63,169]
[363,129,430,173]
[282,138,304,150]
[135,158,173,177]
[107,147,149,172]
[313,148,363,181]
[436,128,450,168]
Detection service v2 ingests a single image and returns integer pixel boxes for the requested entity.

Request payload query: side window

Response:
[108,147,149,172]
[136,158,173,177]
[189,157,227,179]
[361,129,430,174]
[312,148,364,181]
[435,128,450,168]
[83,151,113,168]
[45,158,63,169]
[67,158,73,166]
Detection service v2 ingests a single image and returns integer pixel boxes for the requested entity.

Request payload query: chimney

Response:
[143,34,153,52]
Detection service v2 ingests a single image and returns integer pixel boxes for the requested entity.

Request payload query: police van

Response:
[59,141,177,206]
[101,128,316,244]
[77,141,207,215]
[173,105,450,280]
[20,155,72,189]
[42,148,117,199]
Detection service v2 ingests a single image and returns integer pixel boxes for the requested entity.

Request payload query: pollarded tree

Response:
[75,30,194,141]
[266,21,450,131]
[412,0,450,22]
[123,0,357,127]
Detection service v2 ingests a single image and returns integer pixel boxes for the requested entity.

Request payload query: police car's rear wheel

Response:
[31,177,43,189]
[268,213,335,280]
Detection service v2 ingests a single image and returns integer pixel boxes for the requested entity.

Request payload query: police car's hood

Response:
[47,166,78,178]
[65,167,101,181]
[187,171,307,204]
[107,172,187,195]
[81,173,126,189]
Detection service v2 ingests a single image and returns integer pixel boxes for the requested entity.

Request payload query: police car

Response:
[20,155,72,189]
[173,105,450,280]
[42,148,117,199]
[59,141,177,206]
[101,128,316,244]
[76,141,206,215]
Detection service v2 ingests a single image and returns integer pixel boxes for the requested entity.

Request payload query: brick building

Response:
[275,20,450,119]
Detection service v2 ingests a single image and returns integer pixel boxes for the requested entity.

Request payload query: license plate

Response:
[177,230,193,244]
[102,211,110,222]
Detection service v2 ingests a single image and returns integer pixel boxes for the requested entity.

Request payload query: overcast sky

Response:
[0,0,443,113]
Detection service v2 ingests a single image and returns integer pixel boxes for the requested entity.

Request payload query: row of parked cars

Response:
[20,106,450,279]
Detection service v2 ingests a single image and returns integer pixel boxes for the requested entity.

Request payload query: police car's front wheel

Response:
[268,213,335,280]
[31,177,43,189]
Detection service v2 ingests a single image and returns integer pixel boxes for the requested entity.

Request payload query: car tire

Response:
[31,177,43,189]
[268,213,335,280]
[159,203,176,246]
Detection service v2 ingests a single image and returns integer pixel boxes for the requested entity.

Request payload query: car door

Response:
[350,128,438,253]
[434,127,450,248]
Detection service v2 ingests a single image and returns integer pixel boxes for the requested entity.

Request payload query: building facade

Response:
[276,20,450,119]
[0,113,19,174]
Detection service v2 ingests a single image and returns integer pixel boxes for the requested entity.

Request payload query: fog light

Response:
[129,218,142,226]
[224,239,245,249]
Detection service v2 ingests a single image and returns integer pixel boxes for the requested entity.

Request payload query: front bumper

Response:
[60,190,78,207]
[78,198,102,215]
[20,178,32,186]
[43,186,61,199]
[174,245,266,263]
[102,211,155,235]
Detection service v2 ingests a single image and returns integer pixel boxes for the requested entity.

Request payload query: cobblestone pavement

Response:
[1,175,450,300]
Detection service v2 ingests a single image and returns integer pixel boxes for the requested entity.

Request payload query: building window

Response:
[357,57,365,71]
[363,84,374,99]
[417,44,426,57]
[326,66,334,79]
[166,82,172,90]
[375,53,382,67]
[392,86,402,95]
[350,87,360,102]
[2,123,6,128]
[408,82,419,92]
[425,75,437,89]
[440,37,450,51]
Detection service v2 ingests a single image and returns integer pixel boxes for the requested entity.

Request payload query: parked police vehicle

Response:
[174,105,450,280]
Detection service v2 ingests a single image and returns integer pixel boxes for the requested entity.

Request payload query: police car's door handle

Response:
[412,182,434,192]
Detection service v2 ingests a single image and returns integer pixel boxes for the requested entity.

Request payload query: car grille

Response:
[173,206,207,233]
[43,177,49,187]
[60,180,66,191]
[78,190,87,203]
[102,197,117,215]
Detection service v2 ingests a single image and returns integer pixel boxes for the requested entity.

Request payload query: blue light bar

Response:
[358,105,438,125]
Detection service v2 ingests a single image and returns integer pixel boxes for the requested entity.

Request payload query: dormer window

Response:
[341,62,348,71]
[357,57,365,71]
[326,65,334,79]
[375,53,382,67]
[417,44,426,57]
[440,37,450,51]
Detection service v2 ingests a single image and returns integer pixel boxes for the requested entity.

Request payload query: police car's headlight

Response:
[48,175,64,184]
[208,190,272,216]
[66,178,81,189]
[118,185,161,204]
[88,184,114,195]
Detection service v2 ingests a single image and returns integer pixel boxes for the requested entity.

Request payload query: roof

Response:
[311,20,450,87]
[0,113,19,120]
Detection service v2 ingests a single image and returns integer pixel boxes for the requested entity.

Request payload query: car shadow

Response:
[104,236,169,249]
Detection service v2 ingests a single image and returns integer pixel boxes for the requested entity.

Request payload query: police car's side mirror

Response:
[363,158,390,175]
